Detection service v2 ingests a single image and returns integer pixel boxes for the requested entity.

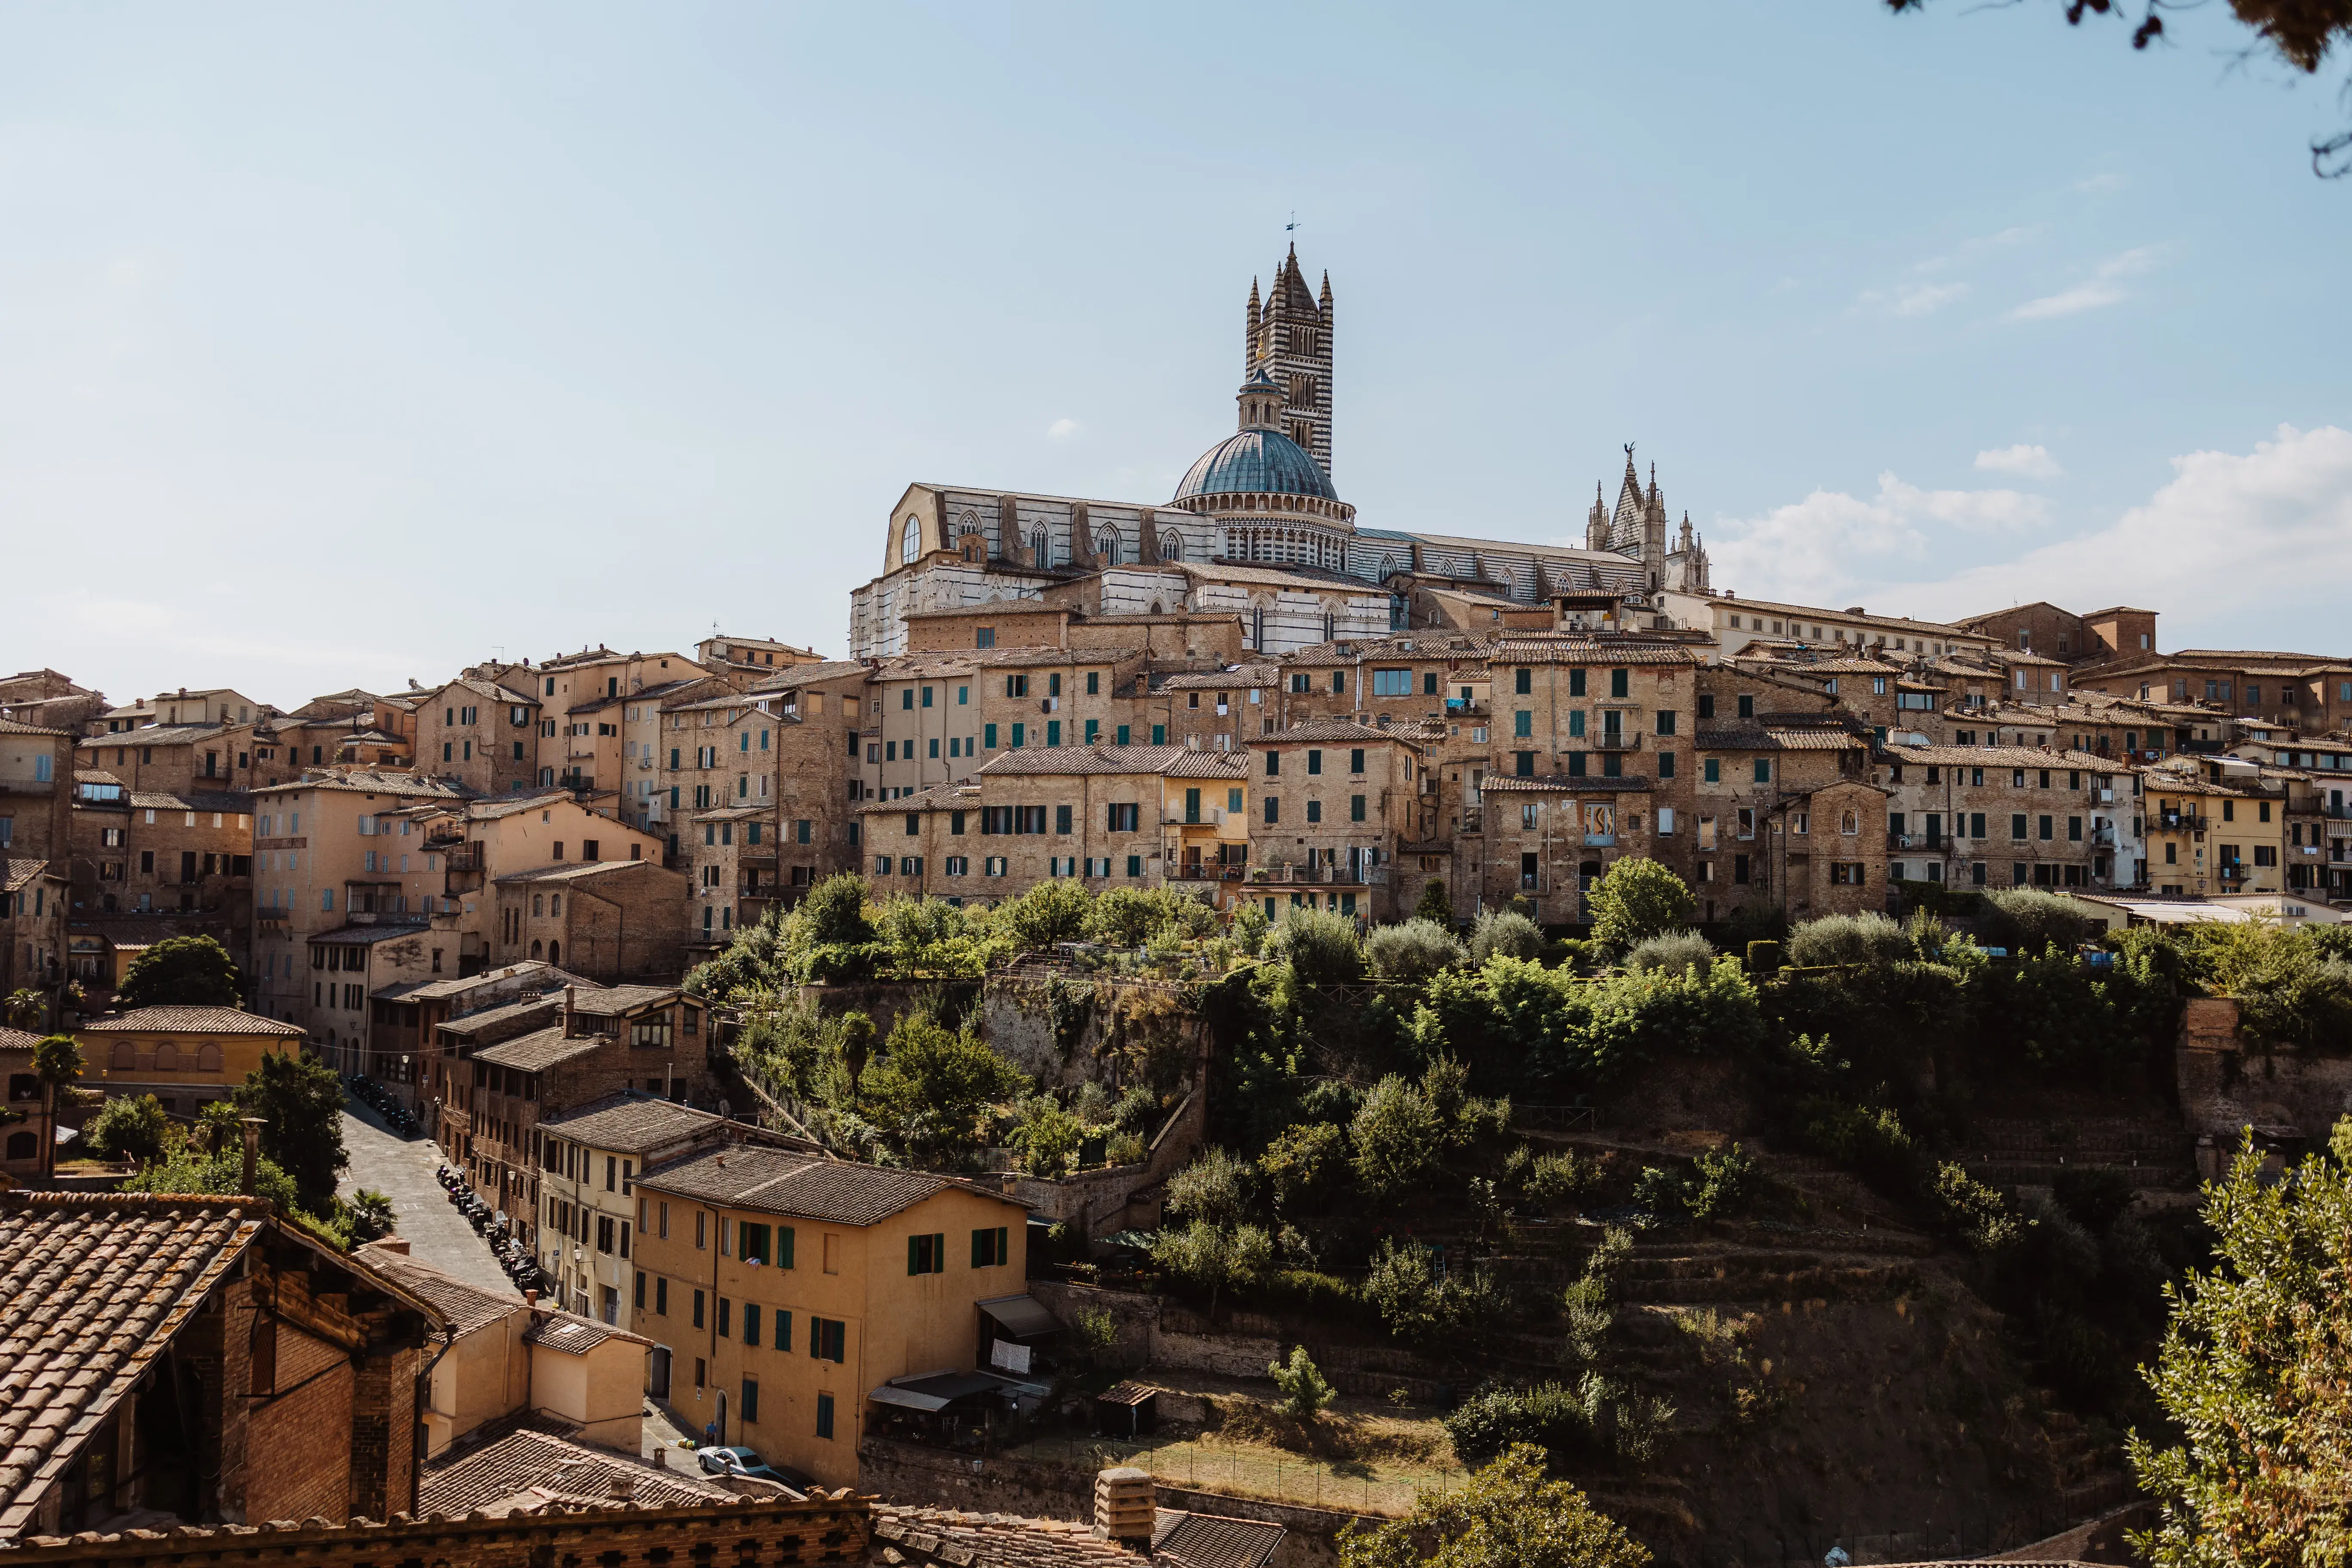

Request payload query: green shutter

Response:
[934,1232,946,1271]
[909,1235,922,1274]
[778,1226,794,1269]
[971,1228,986,1267]
[996,1226,1009,1265]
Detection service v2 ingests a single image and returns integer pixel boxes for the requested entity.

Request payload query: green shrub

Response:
[1366,918,1468,983]
[1787,911,1912,968]
[1165,1145,1256,1228]
[1798,1099,1919,1192]
[1587,859,1697,953]
[1623,930,1715,977]
[1930,1161,2018,1251]
[1413,879,1453,925]
[1264,907,1363,985]
[1363,1237,1445,1345]
[1525,1150,1604,1212]
[1349,1075,1441,1198]
[1442,1375,1672,1471]
[1982,887,2100,955]
[994,879,1095,952]
[1011,1096,1086,1178]
[1631,1165,1690,1219]
[1260,1121,1346,1211]
[1687,1142,1761,1221]
[1269,1344,1336,1419]
[1746,939,1783,975]
[1468,909,1545,965]
[83,1093,174,1164]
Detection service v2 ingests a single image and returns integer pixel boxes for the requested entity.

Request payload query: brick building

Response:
[1877,745,2142,891]
[0,1193,442,1537]
[1245,717,1432,921]
[434,984,711,1244]
[412,675,542,797]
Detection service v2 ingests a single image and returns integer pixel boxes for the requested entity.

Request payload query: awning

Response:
[977,1294,1060,1340]
[868,1385,953,1413]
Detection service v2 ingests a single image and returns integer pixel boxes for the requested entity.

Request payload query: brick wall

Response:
[6,1495,873,1565]
[245,1319,356,1525]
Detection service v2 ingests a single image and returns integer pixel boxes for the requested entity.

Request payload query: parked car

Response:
[695,1447,814,1491]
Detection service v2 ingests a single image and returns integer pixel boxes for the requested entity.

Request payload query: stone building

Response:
[1244,717,1433,922]
[1877,745,2141,891]
[410,675,542,797]
[0,1027,59,1177]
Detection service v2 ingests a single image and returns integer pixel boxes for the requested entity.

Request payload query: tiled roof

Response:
[0,1027,43,1054]
[1255,718,1433,745]
[71,769,119,786]
[636,1145,987,1228]
[691,805,778,823]
[2141,772,2268,800]
[1479,773,1657,794]
[1489,640,1704,667]
[467,791,575,820]
[2,860,54,894]
[438,676,538,705]
[126,789,253,813]
[977,746,1250,779]
[418,1428,732,1517]
[1883,745,2121,770]
[357,1246,520,1335]
[0,1194,269,1535]
[473,1027,604,1073]
[1180,561,1378,594]
[1152,665,1279,691]
[0,717,73,739]
[746,660,872,692]
[1695,724,1868,752]
[872,1505,1144,1566]
[434,996,564,1039]
[77,1007,306,1037]
[569,985,682,1016]
[522,1314,653,1356]
[538,1093,736,1154]
[1152,1511,1286,1568]
[397,961,588,1004]
[493,860,649,885]
[311,922,436,945]
[255,769,470,799]
[858,783,979,815]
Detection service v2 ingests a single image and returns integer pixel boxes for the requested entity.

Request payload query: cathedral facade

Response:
[847,248,1711,659]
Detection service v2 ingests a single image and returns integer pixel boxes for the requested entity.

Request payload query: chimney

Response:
[525,1289,541,1307]
[564,985,577,1037]
[239,1118,265,1196]
[1093,1467,1153,1545]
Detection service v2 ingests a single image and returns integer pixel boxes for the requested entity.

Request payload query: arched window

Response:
[532,894,544,916]
[196,1043,223,1072]
[153,1042,181,1072]
[900,518,922,564]
[1096,533,1120,567]
[5,1132,34,1163]
[530,940,544,959]
[1161,531,1183,563]
[110,1041,136,1071]
[1030,529,1049,567]
[548,940,560,965]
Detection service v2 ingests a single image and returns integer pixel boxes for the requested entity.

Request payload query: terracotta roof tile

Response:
[418,1428,732,1517]
[636,1145,995,1228]
[356,1246,520,1335]
[77,1007,306,1037]
[536,1094,741,1155]
[0,1194,269,1536]
[472,1027,604,1073]
[872,1504,1144,1566]
[976,746,1250,780]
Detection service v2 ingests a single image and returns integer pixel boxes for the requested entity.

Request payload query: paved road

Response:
[338,1096,520,1302]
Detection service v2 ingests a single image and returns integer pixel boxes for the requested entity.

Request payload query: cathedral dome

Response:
[1173,428,1338,505]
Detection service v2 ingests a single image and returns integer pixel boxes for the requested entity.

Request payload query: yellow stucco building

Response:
[79,1005,308,1114]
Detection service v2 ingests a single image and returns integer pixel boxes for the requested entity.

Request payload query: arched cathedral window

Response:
[1160,531,1183,563]
[1030,529,1050,567]
[901,518,921,565]
[1096,533,1120,567]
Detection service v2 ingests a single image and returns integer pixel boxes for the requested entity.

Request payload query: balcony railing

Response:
[1593,732,1640,752]
[1250,865,1363,885]
[1169,864,1245,881]
[2156,814,2210,834]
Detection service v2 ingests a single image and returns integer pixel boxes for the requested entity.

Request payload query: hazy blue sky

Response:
[4,3,2347,708]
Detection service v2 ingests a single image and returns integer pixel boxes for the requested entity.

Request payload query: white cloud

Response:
[2071,172,2128,194]
[1975,443,2062,479]
[1857,280,1970,318]
[1709,473,2051,608]
[1046,417,1077,439]
[1889,425,2352,632]
[2008,245,2161,322]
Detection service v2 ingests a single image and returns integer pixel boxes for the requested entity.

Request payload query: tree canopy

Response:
[233,1050,349,1207]
[1337,1444,1650,1568]
[117,935,244,1009]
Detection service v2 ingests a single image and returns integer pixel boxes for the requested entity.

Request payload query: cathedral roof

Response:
[1172,428,1338,504]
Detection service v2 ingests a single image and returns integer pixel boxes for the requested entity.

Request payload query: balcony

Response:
[1169,864,1245,881]
[1583,833,1617,848]
[2090,827,2118,847]
[1249,864,1363,886]
[1444,698,1489,718]
[739,847,778,864]
[2156,814,2210,834]
[1165,809,1226,827]
[1593,732,1641,752]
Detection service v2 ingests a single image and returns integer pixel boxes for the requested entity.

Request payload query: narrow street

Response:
[337,1095,519,1302]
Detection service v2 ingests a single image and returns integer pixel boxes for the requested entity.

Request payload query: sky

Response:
[3,3,2349,710]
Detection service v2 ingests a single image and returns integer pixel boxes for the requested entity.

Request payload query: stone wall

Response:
[1024,1282,1452,1400]
[2177,996,2352,1166]
[857,1437,1363,1568]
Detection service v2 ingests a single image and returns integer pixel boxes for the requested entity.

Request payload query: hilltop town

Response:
[3,257,2348,1568]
